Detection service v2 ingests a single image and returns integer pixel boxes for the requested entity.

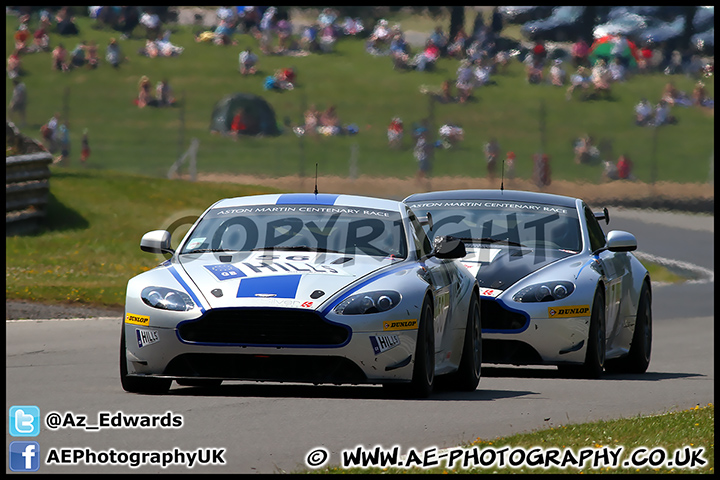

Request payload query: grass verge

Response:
[309,403,714,474]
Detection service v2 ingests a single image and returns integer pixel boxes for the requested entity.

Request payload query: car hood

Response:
[177,251,402,310]
[460,245,576,291]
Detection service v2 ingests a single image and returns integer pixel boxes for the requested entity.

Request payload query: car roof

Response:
[404,189,579,209]
[210,193,405,212]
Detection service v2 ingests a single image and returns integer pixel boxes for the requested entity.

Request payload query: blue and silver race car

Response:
[120,193,481,396]
[405,189,652,378]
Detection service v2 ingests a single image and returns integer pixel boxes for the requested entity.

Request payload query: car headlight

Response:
[512,281,575,303]
[141,286,195,311]
[334,291,401,315]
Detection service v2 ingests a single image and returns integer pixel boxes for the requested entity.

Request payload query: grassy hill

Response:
[6,11,715,185]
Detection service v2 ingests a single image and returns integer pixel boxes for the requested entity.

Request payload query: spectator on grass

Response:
[429,26,448,56]
[275,14,293,53]
[9,78,27,127]
[473,58,493,87]
[31,23,51,52]
[634,98,653,126]
[661,82,691,107]
[70,41,87,68]
[413,129,432,187]
[54,122,71,166]
[136,75,155,108]
[86,41,99,69]
[319,105,341,135]
[390,33,411,69]
[550,59,566,86]
[412,39,440,72]
[616,154,634,180]
[367,19,392,55]
[566,66,590,100]
[446,28,469,59]
[590,59,611,98]
[692,81,714,109]
[318,23,337,53]
[239,47,258,75]
[571,38,590,68]
[55,8,80,36]
[105,38,126,68]
[41,112,60,152]
[456,59,474,104]
[525,54,544,84]
[504,151,516,180]
[7,49,23,79]
[14,24,30,52]
[156,79,175,107]
[258,6,277,54]
[387,117,403,148]
[51,43,69,72]
[304,104,319,135]
[300,24,319,52]
[608,56,626,83]
[653,100,676,126]
[80,128,90,165]
[533,153,551,187]
[574,135,599,164]
[140,10,161,40]
[484,138,500,180]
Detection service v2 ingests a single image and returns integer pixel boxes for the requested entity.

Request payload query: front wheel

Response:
[606,282,652,374]
[450,292,481,391]
[560,287,605,379]
[408,297,435,398]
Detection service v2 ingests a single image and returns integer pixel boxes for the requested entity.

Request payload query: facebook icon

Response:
[9,441,40,472]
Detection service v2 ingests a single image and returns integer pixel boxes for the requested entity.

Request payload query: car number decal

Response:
[204,264,247,281]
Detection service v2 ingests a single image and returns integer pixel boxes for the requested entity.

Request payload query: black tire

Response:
[606,282,652,374]
[409,297,435,398]
[560,287,605,379]
[451,292,482,391]
[120,323,172,394]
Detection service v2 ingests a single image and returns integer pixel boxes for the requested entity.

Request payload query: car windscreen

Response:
[180,204,408,259]
[408,200,582,252]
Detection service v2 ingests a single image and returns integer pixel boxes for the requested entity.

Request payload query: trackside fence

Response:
[6,152,53,235]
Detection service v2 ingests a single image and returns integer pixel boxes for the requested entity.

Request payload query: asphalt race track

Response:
[6,208,713,474]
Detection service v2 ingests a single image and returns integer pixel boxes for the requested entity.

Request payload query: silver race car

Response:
[120,193,481,396]
[404,189,652,378]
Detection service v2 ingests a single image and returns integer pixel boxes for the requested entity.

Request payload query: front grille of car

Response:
[482,339,544,365]
[481,299,528,331]
[177,308,350,346]
[164,353,367,384]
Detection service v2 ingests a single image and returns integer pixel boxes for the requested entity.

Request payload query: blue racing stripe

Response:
[168,265,206,314]
[236,275,302,298]
[276,193,339,205]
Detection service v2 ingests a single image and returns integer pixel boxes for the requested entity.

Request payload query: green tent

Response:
[210,93,281,136]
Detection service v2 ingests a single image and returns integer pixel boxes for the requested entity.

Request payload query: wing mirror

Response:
[433,235,466,259]
[140,230,175,254]
[606,230,637,252]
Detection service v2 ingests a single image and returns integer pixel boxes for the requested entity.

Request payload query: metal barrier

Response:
[6,152,53,235]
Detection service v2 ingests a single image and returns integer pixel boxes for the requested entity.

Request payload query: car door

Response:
[584,205,626,350]
[407,209,455,360]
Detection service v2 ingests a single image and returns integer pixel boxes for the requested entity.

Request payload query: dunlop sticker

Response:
[548,305,590,318]
[125,313,150,326]
[383,319,417,331]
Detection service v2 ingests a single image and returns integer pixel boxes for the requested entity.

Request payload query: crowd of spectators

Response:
[7,6,714,180]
